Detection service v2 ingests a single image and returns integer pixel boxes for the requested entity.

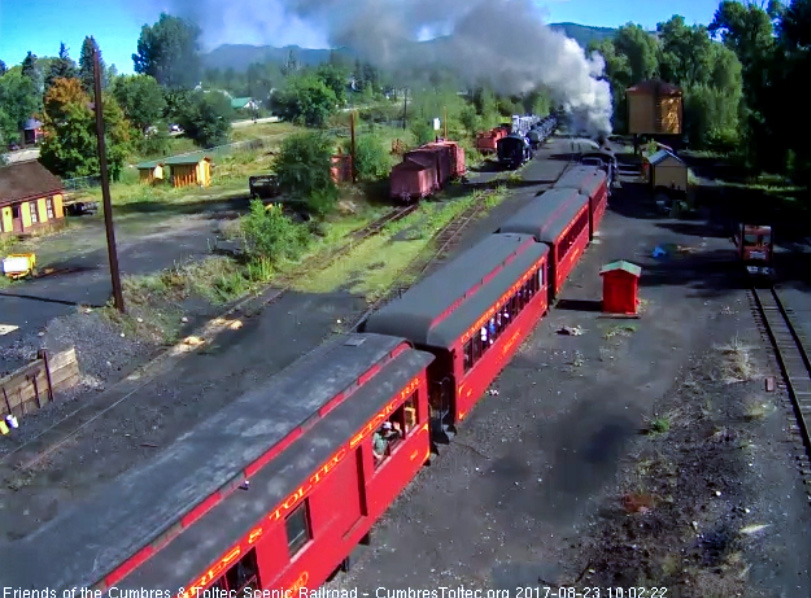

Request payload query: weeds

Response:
[603,324,638,339]
[648,416,671,434]
[716,336,757,383]
[743,398,775,421]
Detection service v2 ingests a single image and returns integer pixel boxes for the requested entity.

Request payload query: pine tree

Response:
[46,43,78,90]
[78,36,105,93]
[21,51,43,93]
[0,60,7,76]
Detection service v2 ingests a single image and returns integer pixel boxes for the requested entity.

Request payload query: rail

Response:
[751,285,811,500]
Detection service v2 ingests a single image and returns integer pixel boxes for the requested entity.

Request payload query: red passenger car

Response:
[363,233,549,435]
[0,334,434,597]
[554,166,609,240]
[496,188,590,298]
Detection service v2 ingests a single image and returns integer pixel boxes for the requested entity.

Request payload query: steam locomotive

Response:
[497,114,558,169]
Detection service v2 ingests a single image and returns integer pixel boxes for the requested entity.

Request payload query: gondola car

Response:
[0,334,435,597]
[363,234,549,437]
[497,134,532,169]
[496,188,590,298]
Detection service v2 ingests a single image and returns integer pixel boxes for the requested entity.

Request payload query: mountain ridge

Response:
[201,22,618,72]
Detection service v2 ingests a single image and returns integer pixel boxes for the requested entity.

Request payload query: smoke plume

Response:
[162,0,613,134]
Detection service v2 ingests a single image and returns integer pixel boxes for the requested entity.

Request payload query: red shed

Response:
[600,260,642,315]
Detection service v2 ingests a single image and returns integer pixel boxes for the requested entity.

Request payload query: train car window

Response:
[209,549,260,594]
[463,340,473,373]
[403,394,418,433]
[538,267,544,289]
[743,234,757,244]
[225,549,259,592]
[286,502,312,557]
[761,235,771,246]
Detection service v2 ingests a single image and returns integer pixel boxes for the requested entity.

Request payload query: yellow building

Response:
[627,80,683,136]
[135,160,166,184]
[166,154,212,188]
[0,161,65,236]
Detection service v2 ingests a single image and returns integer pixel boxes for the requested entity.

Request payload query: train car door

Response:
[426,352,454,441]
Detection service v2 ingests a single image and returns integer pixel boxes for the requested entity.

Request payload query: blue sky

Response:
[0,0,721,75]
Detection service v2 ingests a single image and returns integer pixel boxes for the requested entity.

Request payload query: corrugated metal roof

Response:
[165,153,211,165]
[134,160,164,169]
[648,149,684,166]
[600,260,641,277]
[364,234,548,349]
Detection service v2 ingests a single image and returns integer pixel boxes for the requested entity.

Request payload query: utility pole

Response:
[443,106,448,139]
[349,110,357,184]
[402,88,408,130]
[93,47,125,313]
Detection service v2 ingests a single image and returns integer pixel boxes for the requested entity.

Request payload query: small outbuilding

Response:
[22,118,44,146]
[0,161,65,235]
[166,154,212,188]
[600,260,642,315]
[135,160,166,184]
[646,149,688,198]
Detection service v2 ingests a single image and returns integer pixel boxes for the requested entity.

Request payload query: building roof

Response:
[647,149,684,167]
[230,97,254,109]
[23,118,42,130]
[164,153,211,166]
[0,333,433,591]
[626,79,682,96]
[134,159,164,169]
[497,188,589,244]
[0,161,63,207]
[600,260,642,277]
[364,234,548,349]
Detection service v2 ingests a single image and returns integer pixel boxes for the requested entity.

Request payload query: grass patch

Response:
[603,324,638,339]
[648,417,671,434]
[743,397,775,422]
[716,336,757,384]
[291,186,508,299]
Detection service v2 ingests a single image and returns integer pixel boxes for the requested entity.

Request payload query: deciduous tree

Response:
[38,78,131,179]
[112,74,166,134]
[133,13,201,89]
[174,90,232,147]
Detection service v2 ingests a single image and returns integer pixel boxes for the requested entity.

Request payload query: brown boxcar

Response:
[496,188,590,298]
[0,334,435,598]
[554,166,609,240]
[364,234,550,432]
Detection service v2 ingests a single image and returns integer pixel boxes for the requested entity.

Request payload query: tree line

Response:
[590,0,811,179]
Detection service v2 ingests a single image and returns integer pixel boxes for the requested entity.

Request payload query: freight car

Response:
[2,164,613,598]
[390,139,466,203]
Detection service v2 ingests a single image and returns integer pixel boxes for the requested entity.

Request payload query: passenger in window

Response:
[488,318,496,344]
[480,326,488,346]
[373,428,388,462]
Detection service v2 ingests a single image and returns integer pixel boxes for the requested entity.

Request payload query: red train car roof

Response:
[497,188,589,244]
[554,166,607,197]
[117,344,432,593]
[364,233,548,349]
[0,333,433,592]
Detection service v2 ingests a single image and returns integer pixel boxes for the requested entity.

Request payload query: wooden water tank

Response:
[626,80,683,136]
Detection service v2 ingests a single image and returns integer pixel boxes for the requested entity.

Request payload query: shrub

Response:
[241,200,308,262]
[344,135,390,181]
[275,132,337,202]
[411,120,435,145]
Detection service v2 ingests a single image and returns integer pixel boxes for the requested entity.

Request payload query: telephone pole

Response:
[349,110,357,184]
[93,47,125,313]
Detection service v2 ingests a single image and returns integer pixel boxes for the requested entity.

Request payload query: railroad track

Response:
[352,199,489,329]
[750,285,811,502]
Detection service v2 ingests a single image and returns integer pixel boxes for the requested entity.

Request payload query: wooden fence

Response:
[0,348,80,418]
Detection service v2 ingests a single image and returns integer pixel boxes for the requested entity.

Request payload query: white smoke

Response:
[158,0,613,135]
